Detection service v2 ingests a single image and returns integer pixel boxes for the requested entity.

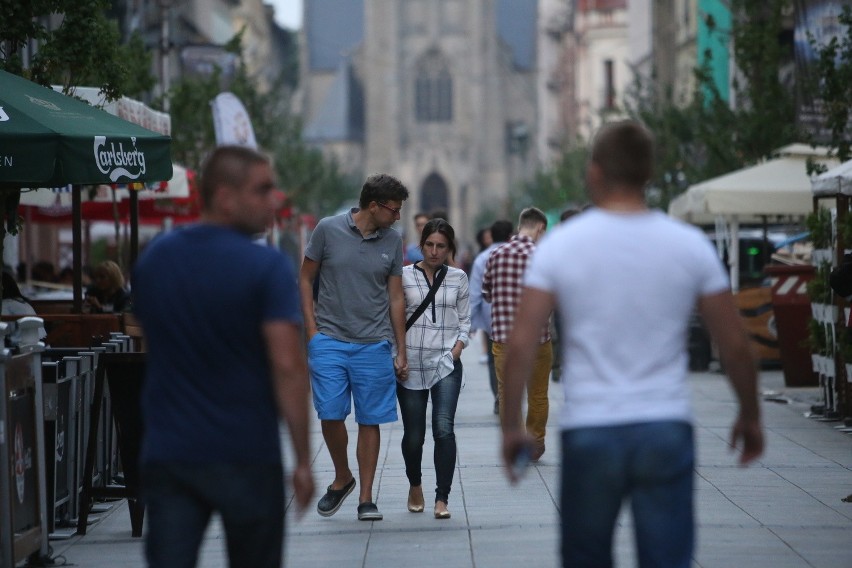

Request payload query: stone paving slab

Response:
[39,340,852,567]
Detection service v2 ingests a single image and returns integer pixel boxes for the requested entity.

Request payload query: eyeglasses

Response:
[377,202,402,215]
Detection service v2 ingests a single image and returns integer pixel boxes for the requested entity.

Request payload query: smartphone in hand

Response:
[512,444,532,480]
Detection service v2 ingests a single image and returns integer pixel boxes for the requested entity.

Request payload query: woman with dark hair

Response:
[398,218,470,519]
[475,226,493,253]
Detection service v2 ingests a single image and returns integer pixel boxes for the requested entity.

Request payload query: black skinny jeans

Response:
[396,359,463,504]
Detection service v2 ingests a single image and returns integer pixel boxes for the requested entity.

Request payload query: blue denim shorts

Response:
[308,333,398,424]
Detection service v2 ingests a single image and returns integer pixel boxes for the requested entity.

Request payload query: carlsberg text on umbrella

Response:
[94,136,147,182]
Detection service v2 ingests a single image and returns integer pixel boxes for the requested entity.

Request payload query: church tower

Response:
[302,0,538,245]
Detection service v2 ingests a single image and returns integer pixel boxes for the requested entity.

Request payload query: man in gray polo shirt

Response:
[299,173,409,521]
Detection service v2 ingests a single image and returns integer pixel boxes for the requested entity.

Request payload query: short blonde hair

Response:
[94,260,125,292]
[518,207,547,231]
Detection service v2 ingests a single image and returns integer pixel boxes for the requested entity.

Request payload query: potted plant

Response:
[808,318,828,372]
[807,207,833,251]
[808,267,832,320]
[838,326,852,379]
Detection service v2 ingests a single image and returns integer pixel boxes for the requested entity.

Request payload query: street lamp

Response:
[158,0,172,112]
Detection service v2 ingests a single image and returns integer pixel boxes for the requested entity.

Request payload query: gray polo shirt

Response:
[305,209,403,343]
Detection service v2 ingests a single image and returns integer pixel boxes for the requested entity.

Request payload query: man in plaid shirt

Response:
[483,207,551,460]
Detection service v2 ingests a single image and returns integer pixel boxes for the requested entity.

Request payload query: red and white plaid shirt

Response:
[482,234,551,344]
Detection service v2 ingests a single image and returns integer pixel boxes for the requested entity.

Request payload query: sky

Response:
[266,0,302,30]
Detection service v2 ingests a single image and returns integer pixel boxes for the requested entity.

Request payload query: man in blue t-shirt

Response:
[133,146,314,568]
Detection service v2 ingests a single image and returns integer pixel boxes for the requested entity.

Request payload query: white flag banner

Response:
[211,92,258,149]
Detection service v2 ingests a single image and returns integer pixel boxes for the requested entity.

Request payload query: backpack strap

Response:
[405,265,447,331]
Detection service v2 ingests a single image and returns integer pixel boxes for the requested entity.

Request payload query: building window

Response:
[415,51,453,122]
[420,172,449,215]
[505,121,529,155]
[603,59,615,110]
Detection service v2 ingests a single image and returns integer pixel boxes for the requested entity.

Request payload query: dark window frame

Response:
[415,52,453,123]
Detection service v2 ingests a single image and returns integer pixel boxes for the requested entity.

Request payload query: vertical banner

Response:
[210,92,258,150]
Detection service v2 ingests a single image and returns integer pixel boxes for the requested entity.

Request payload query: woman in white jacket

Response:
[398,218,470,519]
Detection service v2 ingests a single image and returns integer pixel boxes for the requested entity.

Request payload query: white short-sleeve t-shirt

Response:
[524,208,729,429]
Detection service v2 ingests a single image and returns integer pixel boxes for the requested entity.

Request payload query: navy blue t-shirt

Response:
[133,224,302,464]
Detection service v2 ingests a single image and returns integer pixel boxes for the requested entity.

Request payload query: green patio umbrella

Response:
[0,69,172,185]
[0,70,173,311]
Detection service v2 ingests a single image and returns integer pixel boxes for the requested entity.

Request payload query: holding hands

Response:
[395,353,409,381]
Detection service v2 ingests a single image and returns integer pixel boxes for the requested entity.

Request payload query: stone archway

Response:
[420,172,449,219]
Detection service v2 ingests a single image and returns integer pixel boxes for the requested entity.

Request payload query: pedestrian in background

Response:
[300,174,409,521]
[405,212,429,264]
[484,207,550,460]
[472,224,494,349]
[134,146,314,568]
[468,219,513,413]
[549,207,581,383]
[85,260,130,313]
[474,226,493,255]
[501,120,763,568]
[398,218,470,519]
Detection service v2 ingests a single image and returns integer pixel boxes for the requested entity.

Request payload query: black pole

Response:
[72,184,83,313]
[762,215,769,267]
[130,188,139,268]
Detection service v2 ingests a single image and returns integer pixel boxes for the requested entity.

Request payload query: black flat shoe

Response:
[317,477,355,517]
[357,501,383,521]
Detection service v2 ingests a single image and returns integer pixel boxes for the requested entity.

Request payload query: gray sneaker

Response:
[357,501,383,521]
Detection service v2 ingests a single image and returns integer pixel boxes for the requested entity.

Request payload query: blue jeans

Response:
[560,421,695,568]
[396,359,463,503]
[142,462,285,568]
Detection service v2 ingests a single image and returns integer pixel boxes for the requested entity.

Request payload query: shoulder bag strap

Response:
[405,265,447,331]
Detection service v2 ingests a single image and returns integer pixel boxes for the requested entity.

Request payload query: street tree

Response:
[0,0,155,98]
[166,31,359,218]
[806,4,852,168]
[624,0,798,210]
[0,0,155,292]
[507,144,588,223]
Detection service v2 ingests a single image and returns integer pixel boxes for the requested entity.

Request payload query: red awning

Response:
[19,170,201,225]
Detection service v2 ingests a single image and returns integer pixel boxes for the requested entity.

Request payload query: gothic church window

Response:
[415,51,453,122]
[420,172,449,215]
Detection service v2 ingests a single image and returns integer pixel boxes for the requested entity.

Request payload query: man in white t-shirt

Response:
[500,120,764,568]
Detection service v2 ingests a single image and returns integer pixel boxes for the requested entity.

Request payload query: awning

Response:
[667,144,838,292]
[811,158,852,196]
[18,167,199,225]
[668,144,837,220]
[18,164,190,207]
